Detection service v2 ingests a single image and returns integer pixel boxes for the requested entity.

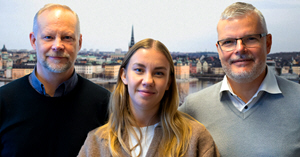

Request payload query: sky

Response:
[1,0,300,53]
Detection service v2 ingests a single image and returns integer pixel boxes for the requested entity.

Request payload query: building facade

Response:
[105,63,121,79]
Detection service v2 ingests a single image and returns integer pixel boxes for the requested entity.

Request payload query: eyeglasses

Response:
[217,33,267,52]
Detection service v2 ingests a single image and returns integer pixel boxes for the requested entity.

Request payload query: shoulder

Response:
[179,81,222,113]
[78,125,110,156]
[189,120,209,137]
[187,119,220,157]
[275,75,300,91]
[84,125,109,147]
[91,124,109,139]
[0,75,29,94]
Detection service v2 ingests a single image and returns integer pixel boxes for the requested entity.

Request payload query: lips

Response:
[231,58,254,64]
[138,90,156,97]
[46,52,70,59]
[48,56,64,59]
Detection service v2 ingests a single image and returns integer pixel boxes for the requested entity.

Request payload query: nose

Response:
[234,39,246,54]
[142,73,154,86]
[52,37,64,51]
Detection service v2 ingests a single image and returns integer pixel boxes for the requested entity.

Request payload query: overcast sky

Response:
[1,0,299,53]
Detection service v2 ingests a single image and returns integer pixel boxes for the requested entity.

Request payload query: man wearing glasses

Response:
[180,2,300,156]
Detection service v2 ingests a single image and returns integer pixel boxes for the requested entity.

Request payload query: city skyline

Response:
[1,0,300,53]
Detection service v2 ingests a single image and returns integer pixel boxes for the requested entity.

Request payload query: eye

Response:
[221,39,235,46]
[63,36,73,41]
[155,72,164,76]
[245,36,258,41]
[154,71,165,78]
[134,68,143,73]
[44,36,53,40]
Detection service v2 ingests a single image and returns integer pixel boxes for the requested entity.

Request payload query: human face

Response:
[30,9,82,74]
[216,12,272,83]
[121,48,171,115]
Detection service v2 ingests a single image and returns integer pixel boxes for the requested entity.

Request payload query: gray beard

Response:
[41,60,72,73]
[222,61,266,83]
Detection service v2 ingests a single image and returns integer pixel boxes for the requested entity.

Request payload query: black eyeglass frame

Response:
[217,33,268,51]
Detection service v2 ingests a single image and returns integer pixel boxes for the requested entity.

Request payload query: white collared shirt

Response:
[220,66,282,112]
[129,123,159,157]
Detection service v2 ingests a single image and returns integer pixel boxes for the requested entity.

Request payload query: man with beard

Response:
[0,4,110,157]
[179,2,300,157]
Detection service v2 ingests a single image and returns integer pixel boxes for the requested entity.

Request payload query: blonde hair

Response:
[104,38,193,157]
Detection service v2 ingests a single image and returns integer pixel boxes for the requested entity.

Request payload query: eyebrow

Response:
[133,63,168,70]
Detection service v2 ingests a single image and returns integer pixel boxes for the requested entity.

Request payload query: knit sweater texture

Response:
[78,120,220,157]
[0,74,110,157]
[179,75,300,157]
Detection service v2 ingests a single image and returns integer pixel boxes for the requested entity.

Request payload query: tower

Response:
[128,25,135,50]
[1,45,8,69]
[1,45,7,59]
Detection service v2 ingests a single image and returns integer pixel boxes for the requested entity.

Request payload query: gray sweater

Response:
[180,75,300,157]
[78,120,220,157]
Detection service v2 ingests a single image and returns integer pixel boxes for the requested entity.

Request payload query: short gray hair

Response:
[220,2,267,33]
[32,3,80,35]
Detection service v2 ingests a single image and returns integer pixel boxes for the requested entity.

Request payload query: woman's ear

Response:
[165,77,172,90]
[120,68,128,85]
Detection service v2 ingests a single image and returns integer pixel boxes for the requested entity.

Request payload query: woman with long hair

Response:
[78,38,219,157]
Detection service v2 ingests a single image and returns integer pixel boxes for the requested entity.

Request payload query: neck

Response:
[130,104,160,127]
[36,65,74,97]
[227,69,266,103]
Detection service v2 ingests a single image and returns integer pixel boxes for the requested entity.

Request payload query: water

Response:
[0,79,219,103]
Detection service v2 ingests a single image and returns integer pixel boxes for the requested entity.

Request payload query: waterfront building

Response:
[96,56,106,63]
[105,62,121,79]
[196,60,202,74]
[196,60,210,74]
[5,67,12,78]
[11,61,35,79]
[0,69,5,78]
[110,53,125,59]
[6,59,13,68]
[174,60,190,79]
[0,55,2,70]
[75,61,105,79]
[292,65,300,76]
[280,62,300,83]
[76,55,97,62]
[75,62,93,79]
[189,60,197,74]
[210,65,225,75]
[202,61,209,73]
[92,62,104,78]
[115,48,122,54]
[282,65,300,76]
[12,50,31,59]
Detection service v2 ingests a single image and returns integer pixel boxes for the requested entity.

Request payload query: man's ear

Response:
[78,34,82,50]
[266,34,272,54]
[120,68,128,85]
[29,32,37,50]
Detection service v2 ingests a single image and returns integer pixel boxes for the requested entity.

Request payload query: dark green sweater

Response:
[0,75,110,157]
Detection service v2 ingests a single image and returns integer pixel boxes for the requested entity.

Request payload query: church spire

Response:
[1,45,7,52]
[129,25,135,50]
